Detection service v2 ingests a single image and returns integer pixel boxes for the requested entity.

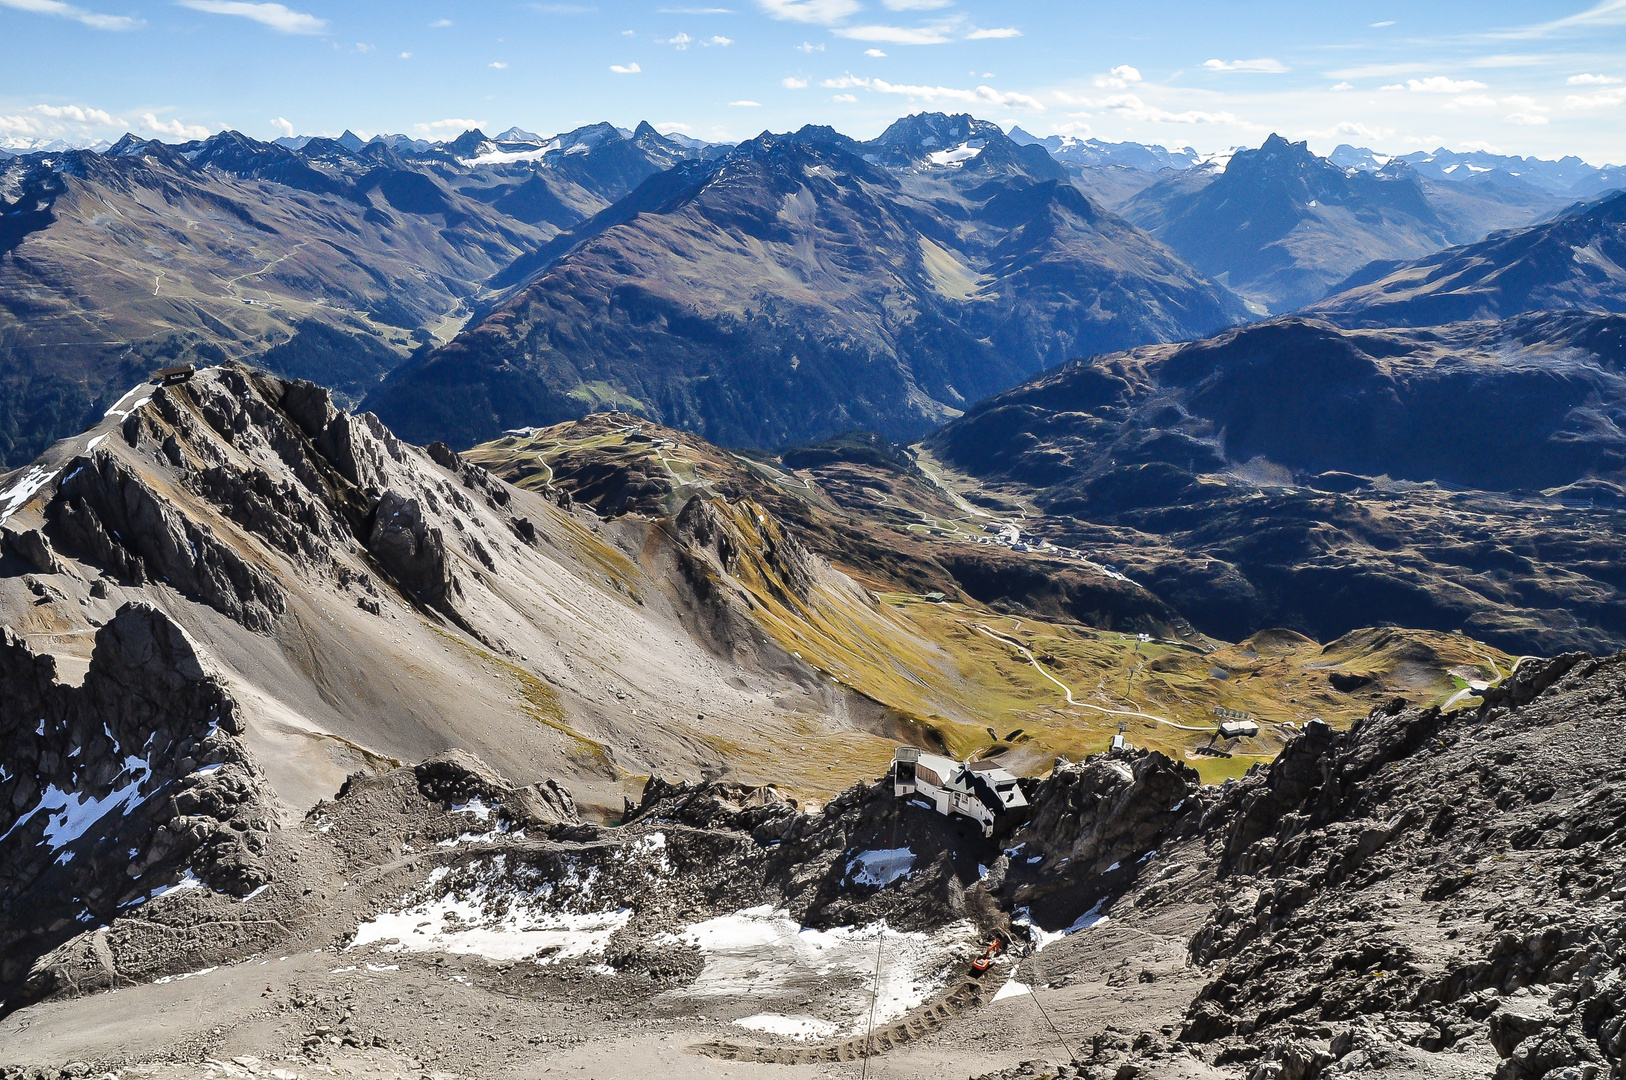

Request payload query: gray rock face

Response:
[51,450,287,633]
[409,749,580,827]
[1001,749,1202,922]
[0,603,278,1002]
[1157,654,1626,1079]
[0,524,66,575]
[367,490,456,609]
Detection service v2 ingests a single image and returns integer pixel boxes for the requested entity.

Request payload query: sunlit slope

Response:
[470,414,1516,794]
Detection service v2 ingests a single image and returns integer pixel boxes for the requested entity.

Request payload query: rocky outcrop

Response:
[50,451,286,633]
[0,524,67,575]
[367,490,457,610]
[1000,749,1203,924]
[673,495,822,609]
[1158,653,1626,1079]
[0,603,279,1003]
[410,749,580,828]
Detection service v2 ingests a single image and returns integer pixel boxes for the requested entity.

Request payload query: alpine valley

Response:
[2,104,1625,1080]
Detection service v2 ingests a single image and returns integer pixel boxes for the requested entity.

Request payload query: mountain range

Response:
[920,311,1626,654]
[8,114,1620,472]
[1119,134,1574,313]
[365,115,1248,450]
[1313,188,1626,326]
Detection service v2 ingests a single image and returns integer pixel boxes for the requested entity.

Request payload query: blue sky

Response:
[4,0,1626,163]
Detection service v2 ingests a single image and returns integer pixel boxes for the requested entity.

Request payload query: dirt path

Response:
[969,623,1212,732]
[223,241,308,299]
[692,964,1005,1065]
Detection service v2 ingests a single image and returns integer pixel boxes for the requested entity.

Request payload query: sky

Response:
[3,0,1626,163]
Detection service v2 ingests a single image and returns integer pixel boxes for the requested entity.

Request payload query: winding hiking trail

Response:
[968,623,1212,732]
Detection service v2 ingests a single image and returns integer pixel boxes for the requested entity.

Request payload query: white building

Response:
[1218,719,1260,738]
[891,748,1028,836]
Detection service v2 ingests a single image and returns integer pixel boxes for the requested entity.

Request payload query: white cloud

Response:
[782,76,809,88]
[1448,94,1499,108]
[610,61,641,73]
[656,121,693,132]
[1369,19,1395,27]
[1333,120,1386,139]
[1382,76,1488,93]
[0,0,139,30]
[831,93,857,102]
[882,0,949,8]
[1093,65,1142,89]
[1090,93,1242,125]
[430,17,450,26]
[0,114,43,137]
[728,100,762,106]
[141,112,212,139]
[667,31,731,47]
[966,27,1020,39]
[33,103,122,125]
[399,50,412,58]
[413,117,486,134]
[754,0,860,23]
[834,23,953,44]
[177,1,326,34]
[1565,88,1626,108]
[269,116,294,137]
[1203,58,1288,74]
[864,47,885,56]
[1500,0,1626,39]
[795,40,824,52]
[1331,81,1354,91]
[489,60,507,68]
[1506,111,1550,124]
[354,42,373,52]
[1568,73,1622,85]
[822,73,1044,110]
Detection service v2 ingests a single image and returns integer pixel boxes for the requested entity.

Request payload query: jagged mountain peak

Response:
[494,125,544,143]
[872,111,1003,152]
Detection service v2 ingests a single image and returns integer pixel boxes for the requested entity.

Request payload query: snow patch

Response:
[349,857,627,965]
[657,905,975,1035]
[927,141,985,167]
[153,965,218,985]
[0,753,153,853]
[1014,894,1111,952]
[450,797,494,822]
[0,465,61,526]
[350,896,628,963]
[734,1013,840,1040]
[992,976,1031,1001]
[847,846,915,887]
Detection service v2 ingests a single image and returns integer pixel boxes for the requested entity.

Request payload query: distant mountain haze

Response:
[1119,134,1574,314]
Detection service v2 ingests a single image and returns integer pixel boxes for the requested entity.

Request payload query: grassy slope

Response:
[469,421,1515,798]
